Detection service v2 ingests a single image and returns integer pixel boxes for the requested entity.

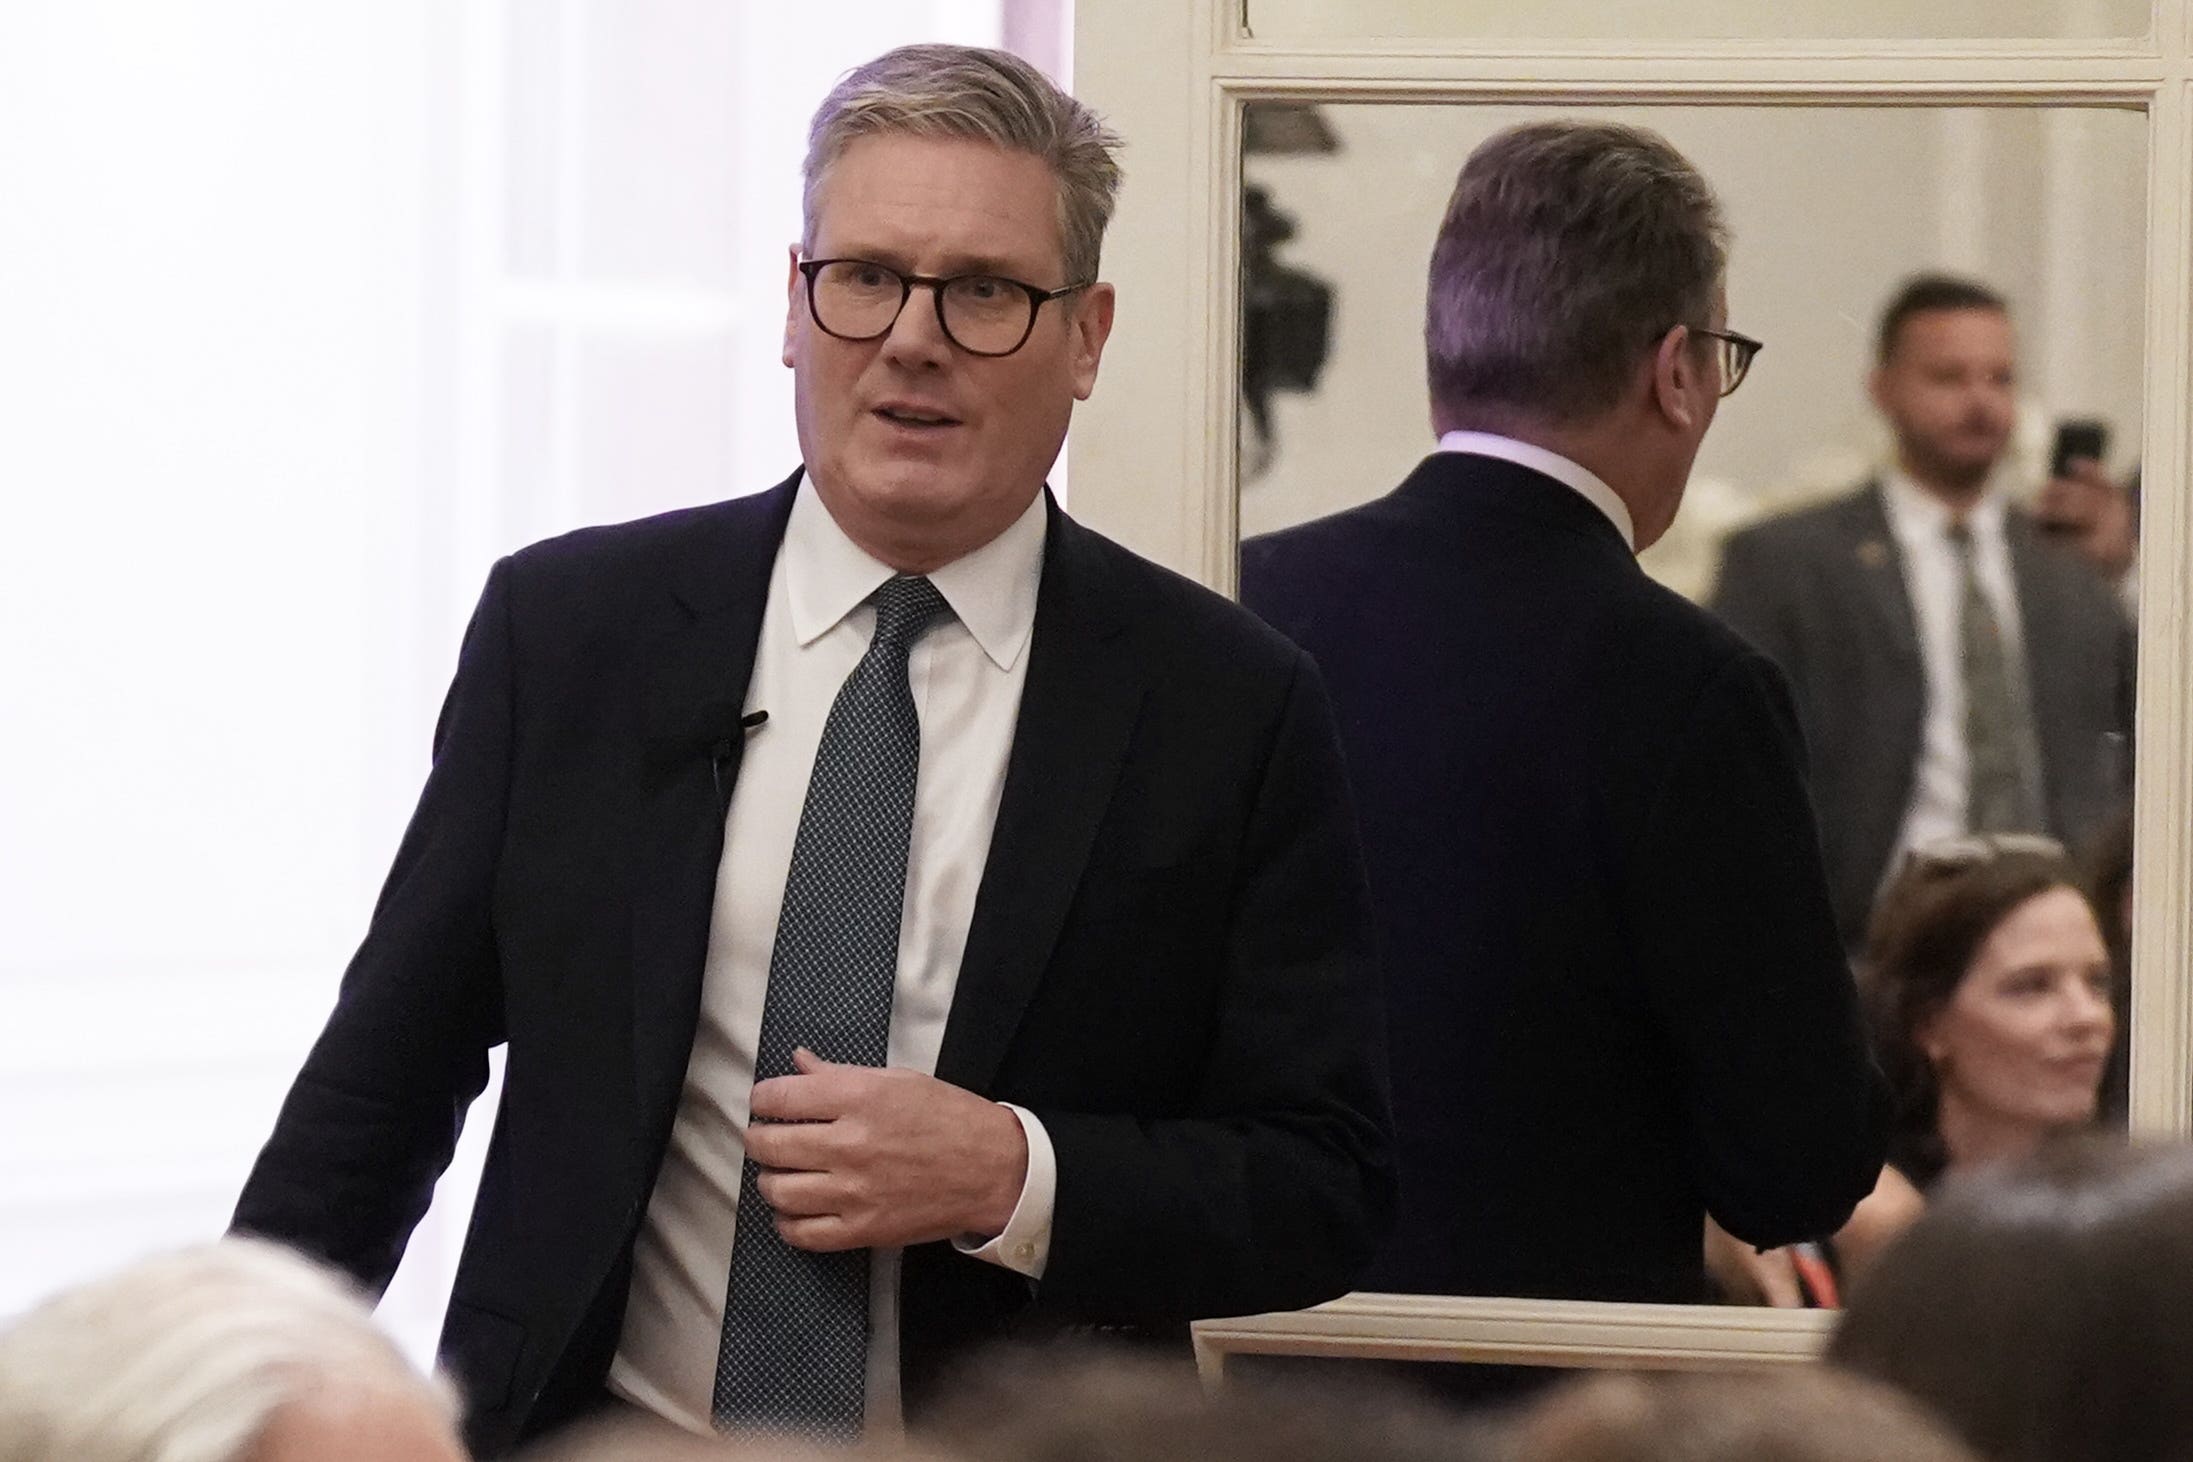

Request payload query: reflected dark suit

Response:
[1711,482,2135,948]
[233,473,1394,1455]
[1241,452,1888,1305]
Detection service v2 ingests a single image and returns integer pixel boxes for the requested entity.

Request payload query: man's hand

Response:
[2036,460,2138,581]
[744,1049,1029,1253]
[1702,1217,1804,1308]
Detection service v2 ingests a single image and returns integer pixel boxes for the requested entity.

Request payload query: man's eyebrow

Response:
[822,245,1044,279]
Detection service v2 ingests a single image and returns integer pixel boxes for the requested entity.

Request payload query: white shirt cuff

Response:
[952,1102,1053,1279]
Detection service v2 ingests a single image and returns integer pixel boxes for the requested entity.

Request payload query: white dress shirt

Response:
[1878,472,2033,864]
[1437,429,1637,551]
[609,477,1057,1436]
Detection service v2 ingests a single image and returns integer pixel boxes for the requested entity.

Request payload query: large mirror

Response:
[1240,101,2145,1312]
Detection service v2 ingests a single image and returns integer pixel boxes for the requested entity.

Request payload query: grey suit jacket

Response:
[1711,482,2134,947]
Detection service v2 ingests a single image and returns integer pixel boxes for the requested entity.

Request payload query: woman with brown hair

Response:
[1861,835,2114,1190]
[1710,836,2115,1301]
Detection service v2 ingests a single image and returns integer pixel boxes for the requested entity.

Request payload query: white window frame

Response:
[1068,0,2193,1372]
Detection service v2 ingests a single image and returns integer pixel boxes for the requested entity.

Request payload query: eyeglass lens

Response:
[809,261,1035,355]
[1719,337,1751,394]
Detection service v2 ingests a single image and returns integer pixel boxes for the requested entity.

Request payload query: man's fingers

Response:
[752,1168,843,1218]
[742,1117,838,1170]
[791,1046,846,1076]
[2039,478,2091,514]
[749,1070,856,1123]
[775,1212,862,1253]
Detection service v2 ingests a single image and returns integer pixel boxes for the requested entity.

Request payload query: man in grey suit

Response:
[1713,274,2134,949]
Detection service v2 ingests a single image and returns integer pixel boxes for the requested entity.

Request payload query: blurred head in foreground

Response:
[517,1411,946,1462]
[1504,1368,1977,1462]
[921,1347,1494,1462]
[0,1238,465,1462]
[1832,1138,2193,1462]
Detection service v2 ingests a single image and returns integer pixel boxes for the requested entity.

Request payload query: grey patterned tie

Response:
[1948,523,2043,833]
[712,575,952,1443]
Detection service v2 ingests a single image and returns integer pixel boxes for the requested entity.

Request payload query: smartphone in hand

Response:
[2049,418,2110,479]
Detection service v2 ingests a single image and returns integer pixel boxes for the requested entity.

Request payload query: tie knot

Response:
[869,575,952,651]
[1945,520,1975,550]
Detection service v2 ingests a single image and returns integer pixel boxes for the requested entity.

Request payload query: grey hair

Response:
[0,1239,459,1462]
[802,44,1124,284]
[1426,120,1728,429]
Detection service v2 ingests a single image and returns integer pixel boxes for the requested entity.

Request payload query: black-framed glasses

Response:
[797,257,1091,358]
[1692,327,1764,397]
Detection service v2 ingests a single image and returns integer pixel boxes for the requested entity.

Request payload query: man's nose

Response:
[880,284,953,365]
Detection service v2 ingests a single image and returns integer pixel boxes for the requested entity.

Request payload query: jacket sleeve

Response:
[1033,653,1397,1322]
[1620,648,1889,1247]
[230,558,517,1293]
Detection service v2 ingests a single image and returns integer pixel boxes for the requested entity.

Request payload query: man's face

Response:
[786,133,1114,569]
[1871,307,2018,490]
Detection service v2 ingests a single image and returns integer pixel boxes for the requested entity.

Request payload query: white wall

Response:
[0,0,439,1338]
[0,0,1036,1362]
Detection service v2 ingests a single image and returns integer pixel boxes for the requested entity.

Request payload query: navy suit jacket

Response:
[1242,452,1886,1303]
[233,473,1394,1454]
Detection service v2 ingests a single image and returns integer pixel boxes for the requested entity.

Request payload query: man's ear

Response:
[1650,324,1707,432]
[1069,283,1117,401]
[782,244,803,369]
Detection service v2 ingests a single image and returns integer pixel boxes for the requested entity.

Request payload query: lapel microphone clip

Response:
[710,710,770,804]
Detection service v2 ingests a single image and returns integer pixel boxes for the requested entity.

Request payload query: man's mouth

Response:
[874,405,960,429]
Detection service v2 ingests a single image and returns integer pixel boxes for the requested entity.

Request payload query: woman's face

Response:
[1921,885,2114,1139]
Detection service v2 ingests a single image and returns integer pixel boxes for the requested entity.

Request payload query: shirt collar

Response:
[784,474,1047,671]
[1436,430,1635,550]
[1881,469,2006,544]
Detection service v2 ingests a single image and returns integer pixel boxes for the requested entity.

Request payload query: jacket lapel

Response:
[1845,482,1924,670]
[630,474,799,1144]
[933,502,1145,1095]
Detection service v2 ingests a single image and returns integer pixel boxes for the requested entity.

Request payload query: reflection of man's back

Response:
[1710,274,2134,949]
[1244,121,1886,1376]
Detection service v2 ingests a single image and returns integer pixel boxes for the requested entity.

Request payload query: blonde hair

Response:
[0,1239,458,1462]
[802,44,1124,283]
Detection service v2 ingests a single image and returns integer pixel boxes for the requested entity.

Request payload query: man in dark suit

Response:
[1713,275,2135,948]
[1241,122,1886,1310]
[233,45,1391,1456]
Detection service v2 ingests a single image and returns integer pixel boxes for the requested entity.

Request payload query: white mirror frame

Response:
[1070,0,2193,1372]
[1190,1294,1835,1381]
